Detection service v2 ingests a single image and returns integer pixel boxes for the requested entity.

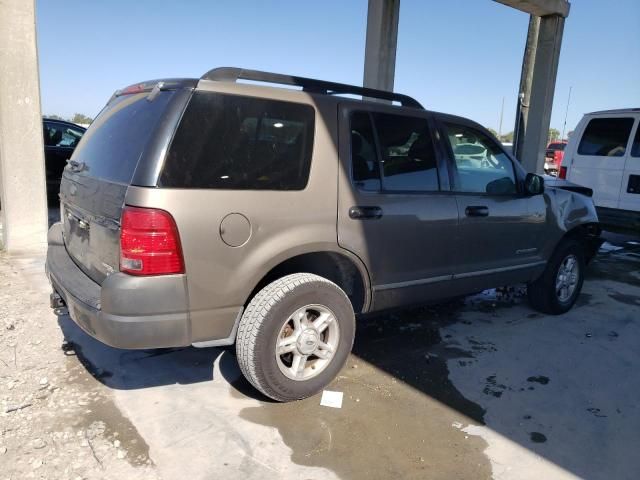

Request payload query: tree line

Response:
[45,113,93,125]
[487,127,571,144]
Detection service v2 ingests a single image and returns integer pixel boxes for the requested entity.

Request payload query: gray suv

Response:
[46,68,602,402]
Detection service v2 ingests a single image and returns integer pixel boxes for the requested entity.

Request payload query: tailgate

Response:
[60,175,125,283]
[59,87,184,284]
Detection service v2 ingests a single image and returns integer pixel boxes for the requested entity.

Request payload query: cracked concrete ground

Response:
[1,232,639,479]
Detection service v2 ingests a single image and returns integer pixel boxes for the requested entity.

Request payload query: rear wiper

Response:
[67,159,86,173]
[146,82,164,102]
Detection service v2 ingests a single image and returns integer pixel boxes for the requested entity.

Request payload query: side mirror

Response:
[524,173,544,196]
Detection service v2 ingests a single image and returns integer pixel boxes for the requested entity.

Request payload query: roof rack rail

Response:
[200,67,423,109]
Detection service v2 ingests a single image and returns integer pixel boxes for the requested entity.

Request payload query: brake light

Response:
[559,166,568,179]
[119,84,145,95]
[120,206,184,276]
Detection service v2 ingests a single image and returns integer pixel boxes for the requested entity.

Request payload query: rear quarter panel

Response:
[124,85,349,343]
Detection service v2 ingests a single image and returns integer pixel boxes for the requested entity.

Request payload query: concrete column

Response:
[518,14,565,173]
[0,0,48,253]
[512,15,540,160]
[363,0,400,92]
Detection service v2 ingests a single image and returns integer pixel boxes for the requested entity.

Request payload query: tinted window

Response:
[351,112,381,191]
[548,143,566,151]
[373,113,439,192]
[161,91,314,190]
[70,91,175,184]
[44,122,84,148]
[577,118,634,156]
[631,124,640,158]
[445,122,517,195]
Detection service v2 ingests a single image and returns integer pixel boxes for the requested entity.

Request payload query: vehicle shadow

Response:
[58,244,640,480]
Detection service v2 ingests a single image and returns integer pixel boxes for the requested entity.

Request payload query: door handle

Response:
[465,205,489,217]
[349,206,383,220]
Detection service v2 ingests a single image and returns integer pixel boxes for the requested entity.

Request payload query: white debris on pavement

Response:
[320,390,344,409]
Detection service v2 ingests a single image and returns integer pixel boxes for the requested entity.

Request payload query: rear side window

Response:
[349,111,439,192]
[70,91,175,184]
[577,118,634,156]
[161,91,315,190]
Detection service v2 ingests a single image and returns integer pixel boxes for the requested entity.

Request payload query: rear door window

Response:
[373,113,439,192]
[350,112,381,191]
[161,91,315,190]
[349,111,439,192]
[577,118,634,157]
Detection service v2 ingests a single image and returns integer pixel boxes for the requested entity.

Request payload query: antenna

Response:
[561,86,572,141]
[498,96,505,138]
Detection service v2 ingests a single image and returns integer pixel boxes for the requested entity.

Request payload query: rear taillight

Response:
[120,206,184,276]
[559,166,568,179]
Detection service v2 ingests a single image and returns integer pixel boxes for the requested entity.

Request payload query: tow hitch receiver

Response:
[50,292,65,309]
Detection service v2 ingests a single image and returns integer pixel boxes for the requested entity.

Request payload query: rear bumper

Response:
[46,223,191,349]
[596,207,640,233]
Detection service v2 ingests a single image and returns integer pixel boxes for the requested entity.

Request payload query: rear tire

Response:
[528,239,585,315]
[236,273,355,402]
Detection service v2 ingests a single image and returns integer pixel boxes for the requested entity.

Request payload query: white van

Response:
[562,108,640,231]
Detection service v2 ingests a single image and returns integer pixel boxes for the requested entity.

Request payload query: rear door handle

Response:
[465,206,489,217]
[349,206,383,220]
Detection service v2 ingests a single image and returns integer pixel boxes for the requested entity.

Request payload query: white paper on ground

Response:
[320,390,343,409]
[600,242,623,252]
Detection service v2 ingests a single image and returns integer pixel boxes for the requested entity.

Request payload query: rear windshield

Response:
[160,91,315,190]
[69,91,175,184]
[548,143,566,151]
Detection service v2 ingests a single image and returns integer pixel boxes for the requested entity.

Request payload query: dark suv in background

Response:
[43,118,85,202]
[46,68,602,402]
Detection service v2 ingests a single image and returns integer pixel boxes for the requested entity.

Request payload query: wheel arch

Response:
[560,222,603,264]
[245,250,372,314]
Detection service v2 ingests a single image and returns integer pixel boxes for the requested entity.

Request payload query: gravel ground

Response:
[0,252,159,480]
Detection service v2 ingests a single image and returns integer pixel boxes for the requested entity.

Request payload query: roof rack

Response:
[200,67,423,109]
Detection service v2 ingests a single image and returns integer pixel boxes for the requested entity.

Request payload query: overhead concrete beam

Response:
[518,14,565,173]
[494,0,570,18]
[0,0,48,253]
[363,0,400,92]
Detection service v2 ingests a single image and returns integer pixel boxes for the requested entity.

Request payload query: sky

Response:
[36,0,640,136]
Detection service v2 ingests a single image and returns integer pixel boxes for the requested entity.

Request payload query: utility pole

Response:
[513,15,540,160]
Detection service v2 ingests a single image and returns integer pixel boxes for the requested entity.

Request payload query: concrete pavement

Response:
[2,233,639,479]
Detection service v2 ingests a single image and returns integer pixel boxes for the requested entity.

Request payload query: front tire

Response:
[528,239,585,315]
[236,273,355,402]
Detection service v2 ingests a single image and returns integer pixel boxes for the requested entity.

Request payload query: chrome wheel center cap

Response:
[297,328,319,355]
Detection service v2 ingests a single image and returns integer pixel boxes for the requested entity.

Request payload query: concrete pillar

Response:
[0,0,48,253]
[512,15,540,161]
[518,15,565,173]
[363,0,400,92]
